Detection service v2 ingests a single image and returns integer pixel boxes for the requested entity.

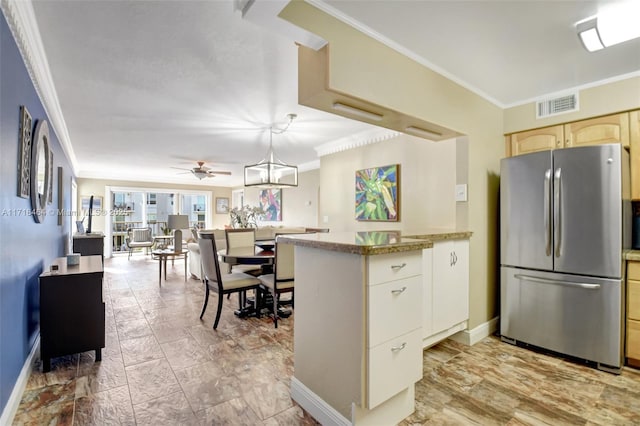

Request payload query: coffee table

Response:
[152,249,187,286]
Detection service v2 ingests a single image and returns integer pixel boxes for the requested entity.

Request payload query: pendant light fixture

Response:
[244,113,298,188]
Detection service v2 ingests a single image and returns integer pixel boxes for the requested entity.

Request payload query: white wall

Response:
[241,168,320,227]
[319,134,457,233]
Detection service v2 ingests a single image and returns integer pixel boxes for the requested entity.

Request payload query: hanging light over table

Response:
[244,114,298,188]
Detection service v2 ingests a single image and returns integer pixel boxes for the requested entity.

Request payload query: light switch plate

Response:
[455,184,467,202]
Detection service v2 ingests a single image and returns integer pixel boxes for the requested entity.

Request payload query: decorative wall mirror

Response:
[30,120,51,223]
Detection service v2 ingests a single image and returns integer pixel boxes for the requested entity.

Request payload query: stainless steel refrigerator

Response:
[500,143,630,372]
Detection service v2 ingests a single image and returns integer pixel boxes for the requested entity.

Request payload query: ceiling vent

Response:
[536,92,578,119]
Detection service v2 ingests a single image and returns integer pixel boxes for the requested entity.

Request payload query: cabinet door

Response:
[432,240,469,333]
[509,125,563,156]
[630,110,640,200]
[564,112,630,149]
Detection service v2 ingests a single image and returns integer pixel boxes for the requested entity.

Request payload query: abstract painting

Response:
[259,189,282,221]
[355,164,399,221]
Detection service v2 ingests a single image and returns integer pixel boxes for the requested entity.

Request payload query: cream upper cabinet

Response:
[630,110,640,200]
[509,125,563,156]
[564,112,630,148]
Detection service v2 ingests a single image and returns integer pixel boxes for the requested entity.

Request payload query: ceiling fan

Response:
[171,161,232,180]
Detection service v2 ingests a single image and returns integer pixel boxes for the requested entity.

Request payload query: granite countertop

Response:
[404,228,473,241]
[278,229,471,255]
[626,250,640,261]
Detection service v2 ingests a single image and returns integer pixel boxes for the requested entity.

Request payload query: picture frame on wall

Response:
[81,195,102,212]
[17,105,32,198]
[47,151,54,204]
[215,197,229,214]
[259,189,282,221]
[355,164,400,221]
[57,167,63,226]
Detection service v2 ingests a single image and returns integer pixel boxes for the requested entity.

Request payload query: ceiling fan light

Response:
[193,170,208,180]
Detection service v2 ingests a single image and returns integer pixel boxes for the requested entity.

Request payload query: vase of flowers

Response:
[229,205,264,228]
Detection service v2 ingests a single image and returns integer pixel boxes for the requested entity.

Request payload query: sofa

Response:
[187,226,310,280]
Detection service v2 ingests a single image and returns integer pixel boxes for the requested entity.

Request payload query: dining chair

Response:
[198,233,261,330]
[258,233,297,328]
[225,228,262,276]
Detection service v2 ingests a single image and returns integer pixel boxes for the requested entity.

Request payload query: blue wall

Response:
[1,13,73,414]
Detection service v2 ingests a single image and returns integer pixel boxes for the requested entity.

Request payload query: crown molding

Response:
[314,128,401,157]
[1,0,78,174]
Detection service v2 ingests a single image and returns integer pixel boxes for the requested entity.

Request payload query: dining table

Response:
[217,244,275,268]
[217,244,276,318]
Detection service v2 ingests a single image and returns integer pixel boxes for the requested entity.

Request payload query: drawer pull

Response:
[391,286,407,295]
[391,263,407,271]
[391,342,407,352]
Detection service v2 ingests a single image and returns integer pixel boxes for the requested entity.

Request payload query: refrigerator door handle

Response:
[544,169,551,256]
[554,168,562,257]
[514,273,601,290]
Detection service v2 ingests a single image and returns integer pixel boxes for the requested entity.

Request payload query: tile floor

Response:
[12,254,640,425]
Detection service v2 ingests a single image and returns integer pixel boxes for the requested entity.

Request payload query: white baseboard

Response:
[290,377,350,426]
[449,316,499,346]
[0,335,40,425]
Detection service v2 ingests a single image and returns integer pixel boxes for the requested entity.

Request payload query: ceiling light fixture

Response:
[244,114,298,188]
[577,1,640,52]
[404,126,442,139]
[193,170,208,180]
[332,102,384,122]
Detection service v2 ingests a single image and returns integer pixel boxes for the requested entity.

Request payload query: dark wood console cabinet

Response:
[39,255,105,372]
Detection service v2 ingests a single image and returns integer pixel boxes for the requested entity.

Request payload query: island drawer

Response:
[367,328,422,409]
[368,276,422,348]
[367,252,422,286]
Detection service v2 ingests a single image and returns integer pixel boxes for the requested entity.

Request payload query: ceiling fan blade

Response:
[208,170,232,175]
[170,166,192,171]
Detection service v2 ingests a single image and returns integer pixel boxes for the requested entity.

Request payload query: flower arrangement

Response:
[229,205,264,228]
[160,224,171,235]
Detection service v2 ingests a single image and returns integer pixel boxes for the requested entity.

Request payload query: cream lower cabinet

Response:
[291,245,424,426]
[422,239,470,347]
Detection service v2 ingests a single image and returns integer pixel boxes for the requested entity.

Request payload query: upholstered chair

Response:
[224,229,262,276]
[258,234,297,328]
[198,233,261,329]
[125,226,154,260]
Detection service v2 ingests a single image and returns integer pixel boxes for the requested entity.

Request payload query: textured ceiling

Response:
[27,0,640,186]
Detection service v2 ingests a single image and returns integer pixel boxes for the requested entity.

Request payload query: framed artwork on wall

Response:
[17,105,32,198]
[259,189,282,221]
[355,164,400,221]
[47,151,54,204]
[215,197,229,214]
[57,167,63,226]
[81,195,102,212]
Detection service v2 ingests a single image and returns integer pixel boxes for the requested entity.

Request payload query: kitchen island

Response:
[278,231,432,426]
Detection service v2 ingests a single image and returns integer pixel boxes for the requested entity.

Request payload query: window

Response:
[181,194,208,229]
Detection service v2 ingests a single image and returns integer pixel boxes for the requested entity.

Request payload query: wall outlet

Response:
[455,184,468,202]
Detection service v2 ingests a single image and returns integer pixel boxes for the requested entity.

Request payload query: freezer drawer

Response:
[500,266,623,369]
